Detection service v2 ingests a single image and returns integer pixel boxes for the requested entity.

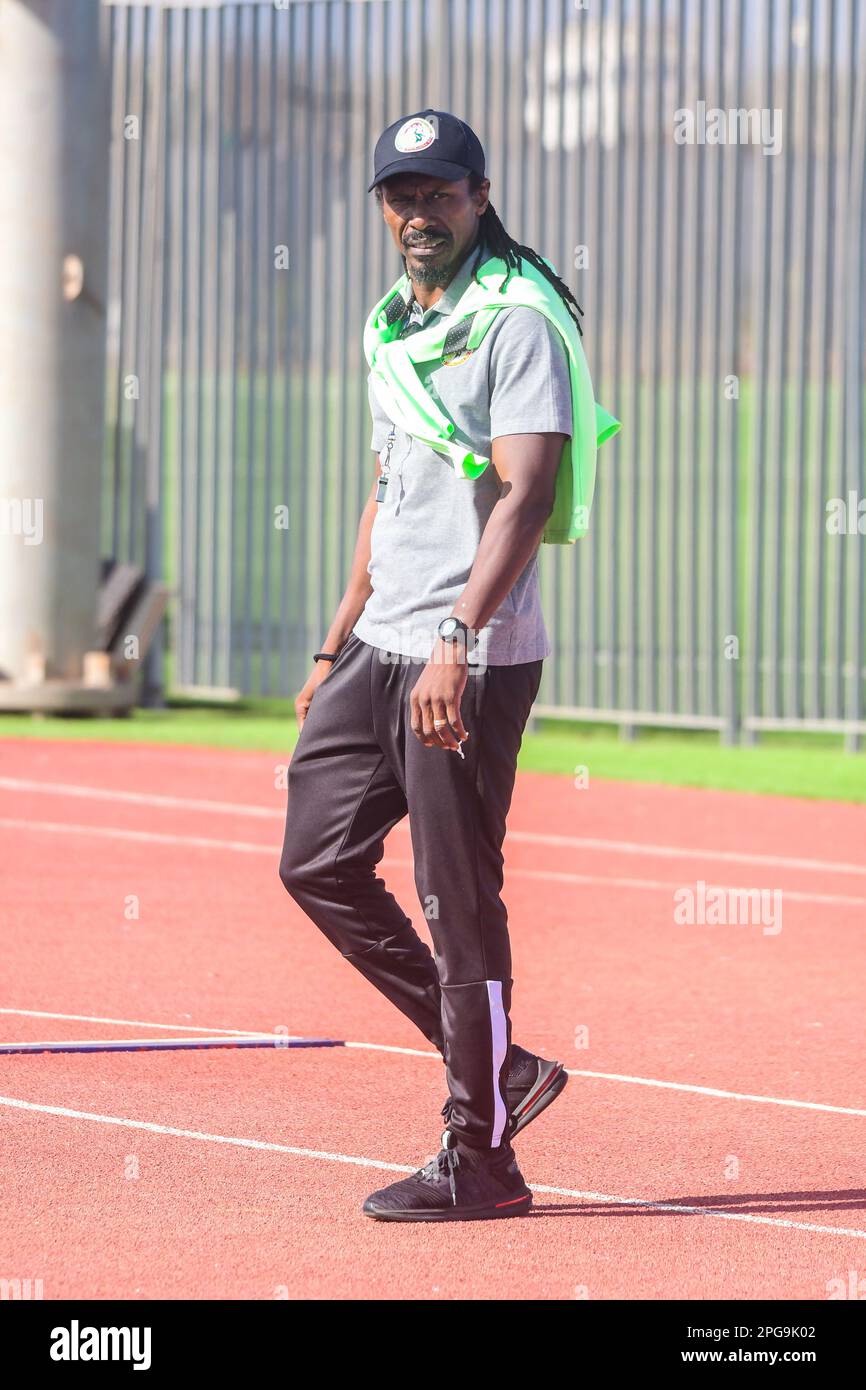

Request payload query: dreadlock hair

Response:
[467,173,584,335]
[374,173,584,335]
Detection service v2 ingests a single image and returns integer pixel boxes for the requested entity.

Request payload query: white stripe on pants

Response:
[486,980,508,1147]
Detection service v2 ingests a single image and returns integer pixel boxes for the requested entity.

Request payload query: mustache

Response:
[403,231,451,247]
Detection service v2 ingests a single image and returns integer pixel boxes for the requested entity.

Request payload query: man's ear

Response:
[473,178,490,217]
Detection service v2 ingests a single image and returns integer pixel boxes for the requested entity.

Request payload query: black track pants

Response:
[279,632,543,1150]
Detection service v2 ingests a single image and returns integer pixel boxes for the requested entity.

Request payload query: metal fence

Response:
[102,0,866,744]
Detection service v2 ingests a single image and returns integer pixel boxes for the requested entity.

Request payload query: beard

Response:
[403,235,455,285]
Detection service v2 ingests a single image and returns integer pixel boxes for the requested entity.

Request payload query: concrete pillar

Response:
[0,0,109,682]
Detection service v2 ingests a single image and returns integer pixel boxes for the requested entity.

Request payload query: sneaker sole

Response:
[363,1191,532,1222]
[509,1062,568,1138]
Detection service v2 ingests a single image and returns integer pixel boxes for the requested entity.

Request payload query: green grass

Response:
[2,703,864,803]
[524,719,866,802]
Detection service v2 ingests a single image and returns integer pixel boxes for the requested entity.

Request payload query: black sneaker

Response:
[363,1130,532,1222]
[441,1044,568,1139]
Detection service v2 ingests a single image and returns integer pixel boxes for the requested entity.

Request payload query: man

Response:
[280,109,616,1222]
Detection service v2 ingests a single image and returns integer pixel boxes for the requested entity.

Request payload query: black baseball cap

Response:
[368,109,486,191]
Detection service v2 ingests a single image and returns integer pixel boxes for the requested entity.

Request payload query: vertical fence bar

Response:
[127,3,149,568]
[334,0,352,652]
[111,5,134,564]
[608,0,625,719]
[664,0,686,719]
[843,0,866,750]
[704,0,722,728]
[593,1,611,712]
[621,0,644,730]
[190,5,206,685]
[680,0,701,719]
[206,3,224,689]
[176,7,191,683]
[316,0,336,670]
[279,1,294,692]
[139,5,168,702]
[787,0,814,723]
[225,3,242,692]
[240,3,259,692]
[261,0,278,693]
[808,0,834,722]
[826,0,854,724]
[744,0,773,741]
[643,0,664,718]
[719,0,744,744]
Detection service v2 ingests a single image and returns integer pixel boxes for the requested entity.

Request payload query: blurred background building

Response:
[3,0,865,744]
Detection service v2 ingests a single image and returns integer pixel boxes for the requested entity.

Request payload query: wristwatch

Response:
[437,616,475,650]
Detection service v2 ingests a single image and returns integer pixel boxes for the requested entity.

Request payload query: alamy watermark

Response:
[0,497,43,546]
[1,1276,44,1300]
[673,880,782,936]
[50,1321,152,1371]
[674,102,783,157]
[826,492,866,536]
[827,1270,866,1299]
[372,621,489,673]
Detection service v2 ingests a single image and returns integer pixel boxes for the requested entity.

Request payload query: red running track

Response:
[1,736,865,1300]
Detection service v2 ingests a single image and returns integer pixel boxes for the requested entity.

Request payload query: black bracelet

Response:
[313,651,338,663]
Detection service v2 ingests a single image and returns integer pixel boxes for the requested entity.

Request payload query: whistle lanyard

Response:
[375,306,412,506]
[375,423,397,504]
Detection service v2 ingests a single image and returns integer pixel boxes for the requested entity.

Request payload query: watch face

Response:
[439,618,458,638]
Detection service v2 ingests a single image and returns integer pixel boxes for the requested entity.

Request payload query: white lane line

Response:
[0,1008,263,1036]
[0,1008,438,1055]
[2,1006,864,1121]
[1,1092,863,1241]
[3,817,866,908]
[3,777,865,879]
[527,1185,866,1240]
[0,777,282,821]
[344,1041,438,1058]
[504,865,866,908]
[565,1070,866,1119]
[509,830,866,879]
[0,1093,410,1173]
[0,817,275,857]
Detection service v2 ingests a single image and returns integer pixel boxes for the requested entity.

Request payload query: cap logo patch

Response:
[395,116,436,153]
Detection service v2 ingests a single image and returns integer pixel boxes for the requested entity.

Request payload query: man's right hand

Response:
[295,658,337,730]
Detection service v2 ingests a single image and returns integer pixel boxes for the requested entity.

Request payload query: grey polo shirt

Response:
[353,244,573,666]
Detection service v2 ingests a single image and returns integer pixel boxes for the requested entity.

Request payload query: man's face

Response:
[379,173,490,285]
